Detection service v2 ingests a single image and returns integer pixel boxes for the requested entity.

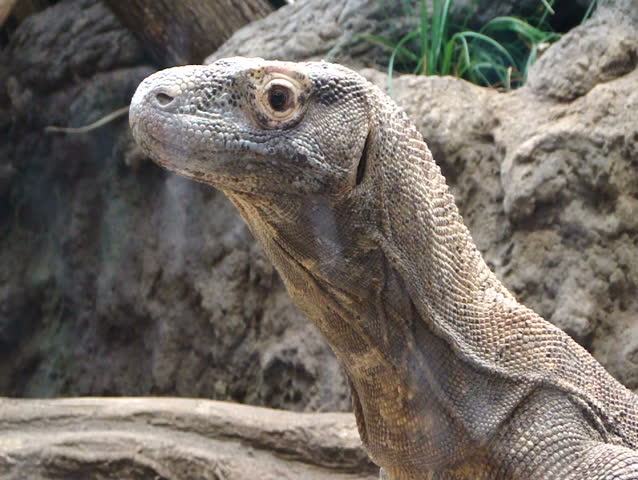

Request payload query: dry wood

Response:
[0,397,378,479]
[103,0,274,66]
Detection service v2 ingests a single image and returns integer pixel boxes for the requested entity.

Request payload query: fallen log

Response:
[0,397,377,479]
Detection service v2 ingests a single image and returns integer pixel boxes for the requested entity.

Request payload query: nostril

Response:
[155,92,174,106]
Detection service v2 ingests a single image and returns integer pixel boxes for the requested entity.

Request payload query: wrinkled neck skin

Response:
[223,99,516,477]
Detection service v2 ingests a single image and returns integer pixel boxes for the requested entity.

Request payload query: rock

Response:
[445,0,594,27]
[525,16,638,101]
[598,0,638,24]
[206,0,417,67]
[0,163,15,199]
[1,0,145,94]
[0,397,377,479]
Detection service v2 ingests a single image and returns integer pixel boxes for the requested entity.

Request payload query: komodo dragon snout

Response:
[130,57,372,196]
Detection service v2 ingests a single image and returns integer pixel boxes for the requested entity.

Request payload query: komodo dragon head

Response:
[130,57,376,197]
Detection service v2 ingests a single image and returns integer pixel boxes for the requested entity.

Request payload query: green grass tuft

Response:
[362,0,597,93]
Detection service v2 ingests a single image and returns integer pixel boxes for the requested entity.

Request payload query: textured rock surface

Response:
[0,397,377,479]
[526,2,638,101]
[1,0,638,417]
[207,0,593,67]
[206,0,417,67]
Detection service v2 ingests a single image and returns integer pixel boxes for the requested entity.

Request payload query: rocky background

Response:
[1,0,637,414]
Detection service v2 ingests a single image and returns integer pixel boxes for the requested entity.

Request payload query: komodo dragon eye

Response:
[256,75,303,126]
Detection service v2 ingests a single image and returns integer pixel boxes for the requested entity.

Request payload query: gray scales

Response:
[129,58,638,479]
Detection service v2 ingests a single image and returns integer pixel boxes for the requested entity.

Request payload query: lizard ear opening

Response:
[356,129,372,186]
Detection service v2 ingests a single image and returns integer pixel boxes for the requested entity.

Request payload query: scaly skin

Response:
[130,58,638,479]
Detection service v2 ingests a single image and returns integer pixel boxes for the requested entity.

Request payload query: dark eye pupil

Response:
[269,89,289,111]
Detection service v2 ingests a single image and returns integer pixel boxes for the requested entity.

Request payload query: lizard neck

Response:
[224,185,497,473]
[369,104,638,452]
[373,113,510,343]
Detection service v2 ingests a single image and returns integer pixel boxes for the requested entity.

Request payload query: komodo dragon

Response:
[129,57,638,479]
